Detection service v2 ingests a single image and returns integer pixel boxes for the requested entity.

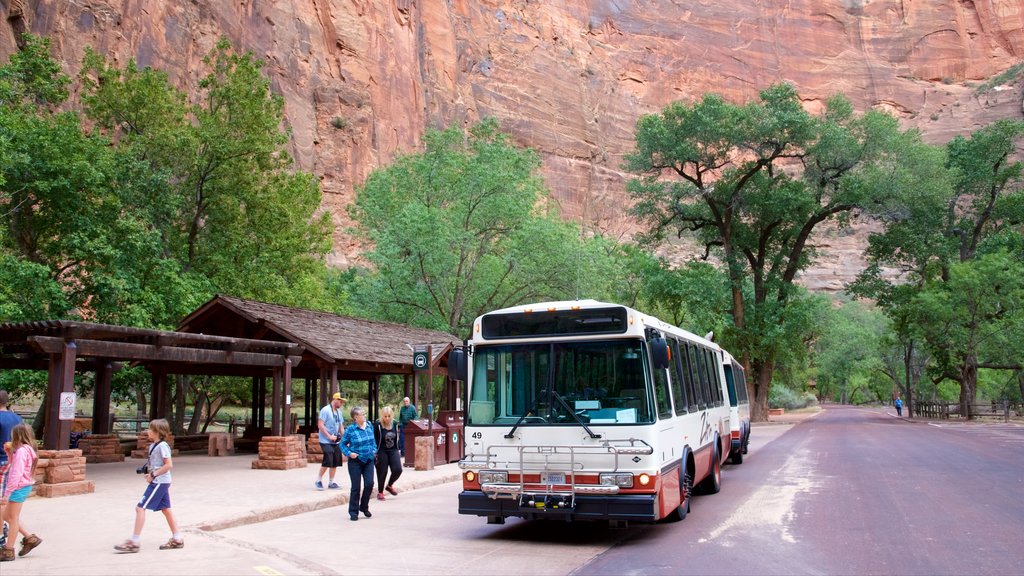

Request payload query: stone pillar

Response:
[34,449,95,498]
[414,435,434,471]
[251,435,307,470]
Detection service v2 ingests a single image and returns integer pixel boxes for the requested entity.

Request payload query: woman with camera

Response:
[113,419,183,553]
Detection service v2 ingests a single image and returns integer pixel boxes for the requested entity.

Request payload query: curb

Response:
[194,470,462,532]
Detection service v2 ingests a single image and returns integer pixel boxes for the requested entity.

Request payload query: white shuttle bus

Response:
[452,300,733,525]
[722,350,751,464]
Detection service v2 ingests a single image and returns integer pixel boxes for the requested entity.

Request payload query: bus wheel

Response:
[730,445,744,464]
[696,442,722,495]
[487,516,506,525]
[742,428,750,454]
[666,456,693,522]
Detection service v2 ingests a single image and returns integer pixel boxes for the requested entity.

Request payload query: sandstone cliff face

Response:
[3,0,1022,290]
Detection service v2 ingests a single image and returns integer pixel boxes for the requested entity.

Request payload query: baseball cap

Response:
[332,392,347,402]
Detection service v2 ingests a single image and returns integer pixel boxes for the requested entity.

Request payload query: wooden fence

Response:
[914,401,1021,422]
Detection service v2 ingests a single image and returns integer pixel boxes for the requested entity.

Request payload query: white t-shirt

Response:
[147,440,172,484]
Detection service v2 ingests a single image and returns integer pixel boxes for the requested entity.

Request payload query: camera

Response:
[136,464,149,475]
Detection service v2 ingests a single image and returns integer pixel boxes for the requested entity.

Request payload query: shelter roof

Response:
[178,295,460,374]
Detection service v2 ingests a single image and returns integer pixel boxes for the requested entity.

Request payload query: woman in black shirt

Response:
[373,406,403,500]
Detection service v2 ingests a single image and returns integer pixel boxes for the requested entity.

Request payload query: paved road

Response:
[7,406,1020,575]
[213,420,798,575]
[576,405,1024,575]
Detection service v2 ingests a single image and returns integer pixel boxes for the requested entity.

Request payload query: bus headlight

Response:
[478,471,508,484]
[599,473,634,488]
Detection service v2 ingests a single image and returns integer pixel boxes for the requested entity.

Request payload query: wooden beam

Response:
[28,336,301,368]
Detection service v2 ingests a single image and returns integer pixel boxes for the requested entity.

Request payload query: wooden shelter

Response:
[178,295,461,431]
[0,320,303,450]
[0,296,461,451]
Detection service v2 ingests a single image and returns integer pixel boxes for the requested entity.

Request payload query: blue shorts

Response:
[137,483,172,511]
[8,486,32,503]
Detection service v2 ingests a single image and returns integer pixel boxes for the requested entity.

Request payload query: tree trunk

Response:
[903,340,914,417]
[170,375,187,434]
[134,386,147,418]
[201,396,226,433]
[958,357,978,420]
[749,357,775,422]
[189,390,206,435]
[1017,370,1024,409]
[31,399,46,440]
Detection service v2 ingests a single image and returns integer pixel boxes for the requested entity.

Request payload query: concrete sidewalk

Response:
[2,452,461,575]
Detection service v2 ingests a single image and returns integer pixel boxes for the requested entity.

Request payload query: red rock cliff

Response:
[2,0,1022,289]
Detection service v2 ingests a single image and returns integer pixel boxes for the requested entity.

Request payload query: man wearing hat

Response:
[315,392,346,490]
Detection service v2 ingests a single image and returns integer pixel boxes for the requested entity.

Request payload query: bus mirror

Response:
[450,348,468,382]
[650,337,670,370]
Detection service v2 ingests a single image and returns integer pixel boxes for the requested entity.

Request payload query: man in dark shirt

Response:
[398,397,418,455]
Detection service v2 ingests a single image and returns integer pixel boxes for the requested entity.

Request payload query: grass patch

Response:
[975,61,1024,93]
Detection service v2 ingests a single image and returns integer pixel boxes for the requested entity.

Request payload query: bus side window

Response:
[689,343,708,409]
[724,364,738,408]
[700,347,716,407]
[682,343,699,409]
[709,349,724,406]
[669,338,688,415]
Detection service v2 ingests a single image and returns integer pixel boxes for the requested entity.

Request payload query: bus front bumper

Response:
[459,490,658,522]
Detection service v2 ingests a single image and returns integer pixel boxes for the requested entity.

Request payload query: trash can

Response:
[438,410,464,463]
[403,419,447,467]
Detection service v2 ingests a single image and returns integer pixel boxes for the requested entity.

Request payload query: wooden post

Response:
[150,368,167,420]
[304,377,313,428]
[44,342,77,450]
[257,376,267,429]
[271,366,282,436]
[92,360,113,434]
[282,357,292,433]
[427,344,433,436]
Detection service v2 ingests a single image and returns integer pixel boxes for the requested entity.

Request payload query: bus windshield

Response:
[466,340,655,426]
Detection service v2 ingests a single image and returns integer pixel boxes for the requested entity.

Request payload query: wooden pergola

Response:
[0,320,304,450]
[178,295,462,428]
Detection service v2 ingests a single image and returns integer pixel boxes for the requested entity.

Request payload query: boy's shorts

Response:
[138,482,172,511]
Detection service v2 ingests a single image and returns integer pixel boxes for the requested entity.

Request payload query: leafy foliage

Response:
[1,35,334,432]
[625,83,937,420]
[853,120,1024,417]
[348,118,625,335]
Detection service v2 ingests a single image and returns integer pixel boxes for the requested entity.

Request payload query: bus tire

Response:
[666,451,693,522]
[742,426,750,454]
[696,439,722,495]
[730,444,744,464]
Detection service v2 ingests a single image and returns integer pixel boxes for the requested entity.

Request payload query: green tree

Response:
[1,35,166,324]
[80,38,333,312]
[854,120,1024,418]
[348,118,623,335]
[813,299,892,404]
[625,84,943,421]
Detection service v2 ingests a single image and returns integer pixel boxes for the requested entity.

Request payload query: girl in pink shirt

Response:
[0,423,41,562]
